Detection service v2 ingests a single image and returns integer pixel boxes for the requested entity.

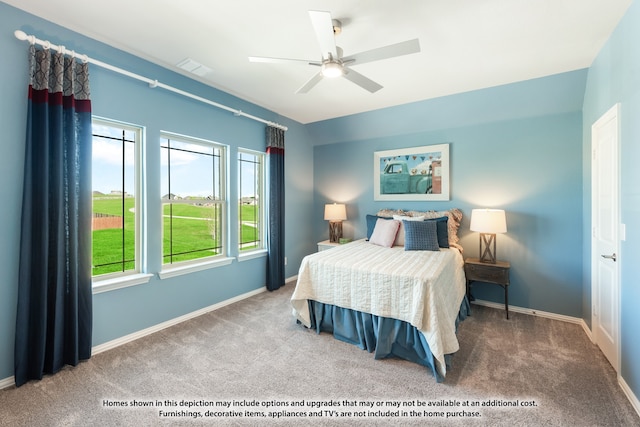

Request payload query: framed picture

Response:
[374,143,450,201]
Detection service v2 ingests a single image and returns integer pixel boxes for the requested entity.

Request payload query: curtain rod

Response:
[14,30,288,131]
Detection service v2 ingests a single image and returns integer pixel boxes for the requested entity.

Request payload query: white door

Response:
[591,103,621,372]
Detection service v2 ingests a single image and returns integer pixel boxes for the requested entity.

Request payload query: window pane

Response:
[92,121,138,277]
[161,135,226,265]
[239,150,264,252]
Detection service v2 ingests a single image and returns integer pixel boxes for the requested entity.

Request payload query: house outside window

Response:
[161,132,227,267]
[238,149,266,254]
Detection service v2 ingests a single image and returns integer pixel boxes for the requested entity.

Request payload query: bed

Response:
[290,208,468,382]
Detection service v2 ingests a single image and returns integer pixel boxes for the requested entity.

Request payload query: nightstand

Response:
[317,240,340,252]
[464,258,511,319]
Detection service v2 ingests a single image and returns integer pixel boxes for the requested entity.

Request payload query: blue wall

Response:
[310,74,585,318]
[0,2,315,381]
[582,0,640,404]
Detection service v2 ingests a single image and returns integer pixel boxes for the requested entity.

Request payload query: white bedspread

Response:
[291,239,466,377]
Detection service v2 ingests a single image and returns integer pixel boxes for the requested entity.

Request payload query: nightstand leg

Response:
[505,285,509,319]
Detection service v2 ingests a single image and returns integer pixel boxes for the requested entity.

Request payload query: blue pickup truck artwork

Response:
[380,158,442,194]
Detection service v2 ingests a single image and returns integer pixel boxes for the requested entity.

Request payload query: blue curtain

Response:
[15,45,93,387]
[266,126,285,291]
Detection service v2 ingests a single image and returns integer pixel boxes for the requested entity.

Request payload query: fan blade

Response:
[296,72,324,94]
[342,39,421,66]
[343,69,383,93]
[308,10,337,59]
[249,56,321,66]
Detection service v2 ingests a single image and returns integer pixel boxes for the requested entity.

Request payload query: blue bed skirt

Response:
[306,297,470,382]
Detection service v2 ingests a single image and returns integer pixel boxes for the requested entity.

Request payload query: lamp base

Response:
[479,233,497,264]
[329,221,343,243]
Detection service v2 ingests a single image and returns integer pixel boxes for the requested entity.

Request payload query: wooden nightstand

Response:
[317,240,341,252]
[464,258,511,319]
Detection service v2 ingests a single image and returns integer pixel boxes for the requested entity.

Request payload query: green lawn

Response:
[92,196,135,276]
[239,204,260,251]
[93,196,260,276]
[162,203,221,264]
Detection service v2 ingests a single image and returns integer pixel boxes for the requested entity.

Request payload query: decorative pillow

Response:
[376,208,407,218]
[369,218,401,248]
[403,219,440,251]
[376,208,463,250]
[404,208,463,252]
[392,215,426,246]
[430,216,450,248]
[366,214,391,240]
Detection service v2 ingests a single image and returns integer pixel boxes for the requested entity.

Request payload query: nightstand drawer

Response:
[464,258,511,318]
[465,262,509,284]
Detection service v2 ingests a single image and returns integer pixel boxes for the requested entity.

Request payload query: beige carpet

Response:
[0,283,638,426]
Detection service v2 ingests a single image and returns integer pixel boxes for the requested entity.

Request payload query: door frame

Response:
[590,102,621,373]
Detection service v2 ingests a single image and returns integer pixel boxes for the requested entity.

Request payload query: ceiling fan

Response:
[249,10,421,94]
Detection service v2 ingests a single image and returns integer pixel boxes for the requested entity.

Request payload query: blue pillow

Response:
[403,219,440,251]
[366,214,391,240]
[428,216,449,248]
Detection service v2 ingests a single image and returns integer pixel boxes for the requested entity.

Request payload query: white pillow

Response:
[392,215,426,246]
[369,218,401,248]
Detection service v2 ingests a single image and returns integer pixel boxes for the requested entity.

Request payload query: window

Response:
[238,149,266,254]
[91,118,143,278]
[161,133,227,266]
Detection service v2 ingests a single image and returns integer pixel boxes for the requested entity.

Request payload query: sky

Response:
[91,123,135,195]
[92,123,259,199]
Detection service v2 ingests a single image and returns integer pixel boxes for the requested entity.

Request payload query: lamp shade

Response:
[324,203,347,221]
[470,209,507,233]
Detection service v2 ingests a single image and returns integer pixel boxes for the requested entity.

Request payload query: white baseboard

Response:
[580,319,594,343]
[0,375,14,390]
[472,299,585,325]
[93,286,266,355]
[619,376,640,419]
[0,286,268,390]
[473,299,640,415]
[286,274,298,283]
[471,299,594,342]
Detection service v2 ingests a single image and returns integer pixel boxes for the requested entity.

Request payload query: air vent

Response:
[176,58,212,77]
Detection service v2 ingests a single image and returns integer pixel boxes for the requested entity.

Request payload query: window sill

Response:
[237,249,268,262]
[92,273,154,294]
[158,256,234,279]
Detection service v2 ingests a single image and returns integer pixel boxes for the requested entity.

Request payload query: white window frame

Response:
[238,148,267,261]
[91,117,151,294]
[159,131,232,279]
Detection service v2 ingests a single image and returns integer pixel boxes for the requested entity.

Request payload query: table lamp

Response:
[470,208,507,263]
[324,203,347,243]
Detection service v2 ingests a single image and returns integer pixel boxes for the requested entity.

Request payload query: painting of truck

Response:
[380,159,442,194]
[374,144,449,201]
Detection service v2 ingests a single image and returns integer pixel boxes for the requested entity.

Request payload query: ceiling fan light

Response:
[321,62,343,78]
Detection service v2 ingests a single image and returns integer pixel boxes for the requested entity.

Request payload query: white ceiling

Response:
[5,0,632,124]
